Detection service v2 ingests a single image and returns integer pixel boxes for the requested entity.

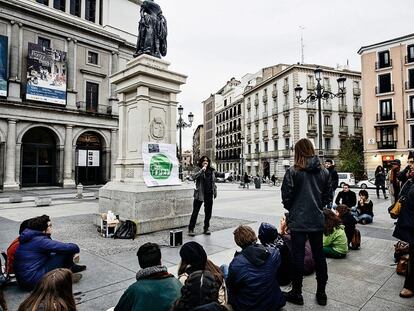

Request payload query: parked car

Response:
[356,178,376,189]
[338,172,355,187]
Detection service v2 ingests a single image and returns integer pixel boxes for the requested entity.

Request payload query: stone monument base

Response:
[99,181,194,234]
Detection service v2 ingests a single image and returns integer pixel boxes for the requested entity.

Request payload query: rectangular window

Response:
[308,114,314,125]
[274,140,278,150]
[85,82,99,112]
[378,50,391,68]
[340,117,345,127]
[36,0,49,4]
[255,143,259,153]
[70,0,81,17]
[85,0,96,22]
[284,116,289,126]
[264,142,268,152]
[378,73,392,93]
[407,45,414,63]
[224,99,227,107]
[325,138,331,150]
[38,37,51,49]
[248,145,251,154]
[379,99,392,121]
[380,127,394,144]
[324,115,330,125]
[409,96,414,118]
[53,0,65,11]
[355,118,360,128]
[409,69,414,89]
[285,138,290,150]
[87,51,99,65]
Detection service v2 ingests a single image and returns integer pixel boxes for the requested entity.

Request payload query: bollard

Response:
[76,183,83,199]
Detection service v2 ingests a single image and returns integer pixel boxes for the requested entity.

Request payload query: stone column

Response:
[4,119,19,190]
[95,0,101,24]
[63,125,76,188]
[110,129,118,180]
[8,21,22,102]
[66,38,77,109]
[109,51,120,115]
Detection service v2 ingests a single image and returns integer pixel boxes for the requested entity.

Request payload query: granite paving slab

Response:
[361,296,414,311]
[374,273,414,308]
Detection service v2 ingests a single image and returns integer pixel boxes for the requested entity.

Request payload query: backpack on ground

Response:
[350,228,361,250]
[113,220,137,240]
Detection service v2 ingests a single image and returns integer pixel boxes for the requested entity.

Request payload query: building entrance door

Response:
[22,127,56,187]
[76,132,103,185]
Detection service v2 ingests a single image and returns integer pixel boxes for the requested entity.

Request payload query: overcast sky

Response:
[155,0,413,150]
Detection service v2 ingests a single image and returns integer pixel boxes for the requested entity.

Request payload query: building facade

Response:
[243,64,361,178]
[192,124,204,165]
[0,0,137,189]
[182,150,193,169]
[202,94,216,164]
[358,34,414,176]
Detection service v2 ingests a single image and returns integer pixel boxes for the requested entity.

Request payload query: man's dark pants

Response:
[189,194,213,231]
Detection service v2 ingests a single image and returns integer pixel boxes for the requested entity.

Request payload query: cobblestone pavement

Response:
[1,183,413,310]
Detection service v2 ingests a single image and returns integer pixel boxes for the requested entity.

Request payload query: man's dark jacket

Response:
[327,166,339,192]
[227,244,285,311]
[335,190,357,208]
[281,156,332,232]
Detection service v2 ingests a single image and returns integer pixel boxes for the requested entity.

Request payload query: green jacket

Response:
[114,276,182,311]
[323,225,348,254]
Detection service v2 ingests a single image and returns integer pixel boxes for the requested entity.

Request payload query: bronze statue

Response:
[134,0,167,59]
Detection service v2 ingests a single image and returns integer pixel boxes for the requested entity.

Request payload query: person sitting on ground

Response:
[323,209,348,259]
[172,270,231,311]
[226,225,286,311]
[17,268,76,311]
[334,183,357,209]
[114,242,181,311]
[14,215,85,291]
[178,241,227,304]
[352,190,374,224]
[336,204,357,248]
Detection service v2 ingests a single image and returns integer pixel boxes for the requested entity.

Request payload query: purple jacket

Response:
[14,229,79,289]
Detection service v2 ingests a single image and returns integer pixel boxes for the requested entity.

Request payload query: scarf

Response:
[136,265,171,281]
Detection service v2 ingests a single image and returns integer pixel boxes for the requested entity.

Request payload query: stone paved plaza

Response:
[1,183,413,310]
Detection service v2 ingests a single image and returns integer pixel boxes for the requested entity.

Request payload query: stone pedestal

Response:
[99,54,193,234]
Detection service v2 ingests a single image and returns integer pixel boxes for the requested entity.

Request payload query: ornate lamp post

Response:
[294,67,346,156]
[177,105,193,180]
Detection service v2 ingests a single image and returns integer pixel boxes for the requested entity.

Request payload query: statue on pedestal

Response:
[134,0,167,59]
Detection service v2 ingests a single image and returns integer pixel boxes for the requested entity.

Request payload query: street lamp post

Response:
[294,67,346,156]
[240,136,245,178]
[177,105,194,180]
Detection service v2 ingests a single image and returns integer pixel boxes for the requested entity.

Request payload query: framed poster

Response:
[77,150,87,167]
[0,35,8,97]
[88,150,100,167]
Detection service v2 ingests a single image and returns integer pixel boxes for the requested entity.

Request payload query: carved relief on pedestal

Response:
[150,117,165,140]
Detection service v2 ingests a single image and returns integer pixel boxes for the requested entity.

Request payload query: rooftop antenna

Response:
[299,26,305,64]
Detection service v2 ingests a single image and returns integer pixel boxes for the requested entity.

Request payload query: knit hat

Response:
[258,222,278,244]
[179,242,207,271]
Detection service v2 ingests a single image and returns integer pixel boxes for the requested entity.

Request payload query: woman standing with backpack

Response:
[281,138,332,306]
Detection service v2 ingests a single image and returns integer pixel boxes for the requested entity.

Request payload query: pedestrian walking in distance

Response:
[188,156,224,236]
[281,138,332,306]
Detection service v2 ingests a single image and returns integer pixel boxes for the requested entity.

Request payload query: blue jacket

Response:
[14,229,79,289]
[227,244,285,311]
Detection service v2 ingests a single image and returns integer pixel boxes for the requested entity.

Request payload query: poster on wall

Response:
[0,35,8,97]
[142,142,180,187]
[88,150,100,167]
[77,150,87,167]
[26,42,67,105]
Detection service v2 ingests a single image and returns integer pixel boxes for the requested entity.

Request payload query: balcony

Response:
[375,59,393,70]
[376,112,396,122]
[262,95,268,103]
[272,89,278,98]
[307,124,317,132]
[323,125,333,133]
[377,140,397,149]
[282,149,291,158]
[323,102,332,111]
[272,107,278,115]
[254,98,259,106]
[339,126,349,135]
[283,103,289,111]
[375,84,394,95]
[272,127,278,137]
[247,101,251,110]
[406,110,414,119]
[338,104,347,113]
[254,132,259,141]
[306,82,316,91]
[307,102,316,110]
[283,125,290,133]
[405,81,414,91]
[262,111,268,119]
[262,129,268,138]
[354,127,363,135]
[254,114,259,122]
[283,84,289,94]
[353,105,362,114]
[271,150,279,158]
[353,88,361,96]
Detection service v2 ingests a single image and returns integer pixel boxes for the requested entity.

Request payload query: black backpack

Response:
[113,220,137,240]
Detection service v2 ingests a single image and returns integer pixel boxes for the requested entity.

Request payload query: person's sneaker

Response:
[188,230,195,237]
[400,288,414,298]
[72,273,82,284]
[283,290,304,305]
[73,254,80,264]
[316,292,327,305]
[203,229,211,235]
[71,264,87,273]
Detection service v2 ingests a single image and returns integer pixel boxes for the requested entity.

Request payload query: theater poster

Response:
[142,142,180,187]
[26,42,67,105]
[0,35,7,97]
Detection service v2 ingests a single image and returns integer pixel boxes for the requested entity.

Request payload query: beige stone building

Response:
[358,34,414,175]
[0,0,137,189]
[182,150,193,169]
[192,124,205,165]
[202,94,216,164]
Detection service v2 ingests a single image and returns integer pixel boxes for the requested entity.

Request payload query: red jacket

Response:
[6,237,19,274]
